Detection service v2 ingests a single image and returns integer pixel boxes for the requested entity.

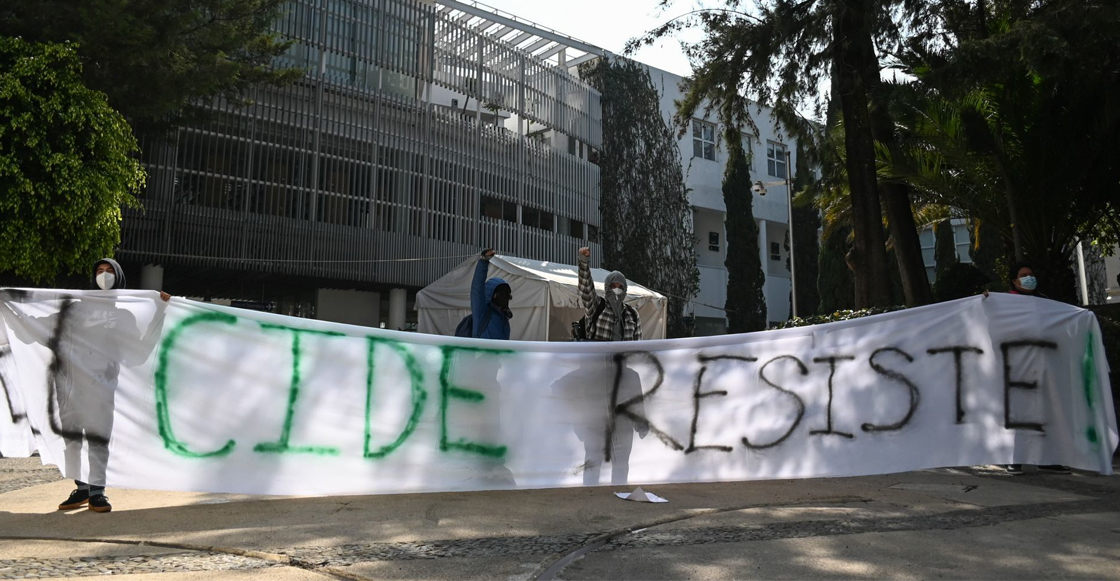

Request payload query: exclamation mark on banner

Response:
[1081,330,1100,447]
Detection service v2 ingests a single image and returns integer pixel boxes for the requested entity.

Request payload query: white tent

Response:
[416,255,668,341]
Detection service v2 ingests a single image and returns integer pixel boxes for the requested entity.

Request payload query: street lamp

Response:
[752,149,798,319]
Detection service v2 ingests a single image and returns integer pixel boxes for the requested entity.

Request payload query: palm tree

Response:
[880,0,1120,302]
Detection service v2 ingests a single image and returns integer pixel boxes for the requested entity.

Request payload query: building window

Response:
[767,141,787,178]
[692,120,716,161]
[559,217,585,239]
[522,206,539,228]
[770,242,781,261]
[480,195,517,223]
[522,206,554,231]
[708,231,720,252]
[741,133,754,170]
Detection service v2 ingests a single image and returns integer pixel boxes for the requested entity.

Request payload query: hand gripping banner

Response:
[0,288,1114,496]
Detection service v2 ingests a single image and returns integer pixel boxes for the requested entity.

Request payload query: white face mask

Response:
[611,287,624,296]
[1018,276,1037,291]
[95,272,116,290]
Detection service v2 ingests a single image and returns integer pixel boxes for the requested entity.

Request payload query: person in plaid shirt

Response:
[577,247,641,341]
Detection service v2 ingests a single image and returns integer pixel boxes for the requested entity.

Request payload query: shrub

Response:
[773,306,907,330]
[933,263,991,302]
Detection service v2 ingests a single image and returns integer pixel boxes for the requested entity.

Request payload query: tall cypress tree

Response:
[723,127,767,332]
[968,218,1004,288]
[818,226,855,314]
[935,219,959,281]
[579,57,699,337]
[3,0,301,132]
[789,142,821,318]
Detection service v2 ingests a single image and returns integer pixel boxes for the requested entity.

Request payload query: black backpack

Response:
[454,308,493,338]
[571,297,608,341]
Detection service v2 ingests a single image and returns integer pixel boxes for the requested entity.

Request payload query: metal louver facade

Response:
[120,0,602,289]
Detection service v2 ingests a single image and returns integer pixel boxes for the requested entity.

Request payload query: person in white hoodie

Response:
[54,258,169,513]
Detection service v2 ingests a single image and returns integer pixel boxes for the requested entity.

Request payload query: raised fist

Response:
[578,247,590,258]
[481,248,496,259]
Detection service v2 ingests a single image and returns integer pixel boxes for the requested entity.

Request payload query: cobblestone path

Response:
[0,457,62,496]
[0,554,279,579]
[0,459,1115,579]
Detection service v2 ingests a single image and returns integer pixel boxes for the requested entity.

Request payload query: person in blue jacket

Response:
[471,249,513,340]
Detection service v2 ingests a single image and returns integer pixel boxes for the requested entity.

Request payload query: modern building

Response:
[119,0,603,329]
[427,1,805,332]
[118,0,812,333]
[650,70,802,331]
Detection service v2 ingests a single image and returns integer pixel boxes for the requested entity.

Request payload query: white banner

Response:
[0,325,35,458]
[0,288,1114,496]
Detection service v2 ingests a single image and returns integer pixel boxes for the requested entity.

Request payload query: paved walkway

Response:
[0,456,1117,580]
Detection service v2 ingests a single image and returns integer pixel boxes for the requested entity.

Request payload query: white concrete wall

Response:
[765,220,791,277]
[316,288,381,328]
[644,67,798,217]
[638,64,800,330]
[696,265,728,320]
[694,208,726,268]
[765,273,791,324]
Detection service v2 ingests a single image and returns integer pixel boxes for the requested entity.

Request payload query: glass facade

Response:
[121,0,602,288]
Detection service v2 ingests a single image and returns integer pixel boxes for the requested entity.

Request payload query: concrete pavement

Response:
[1,456,1117,580]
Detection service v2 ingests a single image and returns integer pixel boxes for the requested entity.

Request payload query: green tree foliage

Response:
[818,226,855,314]
[2,0,301,131]
[579,56,699,337]
[628,0,940,309]
[0,38,145,282]
[968,218,1004,290]
[805,103,942,308]
[933,263,990,302]
[884,0,1120,304]
[885,247,907,306]
[791,205,822,318]
[722,126,767,332]
[790,142,820,318]
[934,219,959,279]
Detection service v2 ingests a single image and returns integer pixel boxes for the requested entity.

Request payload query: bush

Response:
[773,306,907,330]
[933,263,991,302]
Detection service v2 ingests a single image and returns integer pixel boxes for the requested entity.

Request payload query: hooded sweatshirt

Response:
[603,271,627,341]
[92,258,126,290]
[577,254,642,341]
[470,258,512,340]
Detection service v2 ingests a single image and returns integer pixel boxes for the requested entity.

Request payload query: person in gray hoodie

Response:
[576,247,641,341]
[54,259,169,513]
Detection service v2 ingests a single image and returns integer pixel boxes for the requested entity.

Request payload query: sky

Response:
[464,0,699,77]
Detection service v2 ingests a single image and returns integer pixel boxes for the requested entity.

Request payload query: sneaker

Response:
[58,489,90,510]
[88,494,112,513]
[1038,465,1071,474]
[1005,464,1024,475]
